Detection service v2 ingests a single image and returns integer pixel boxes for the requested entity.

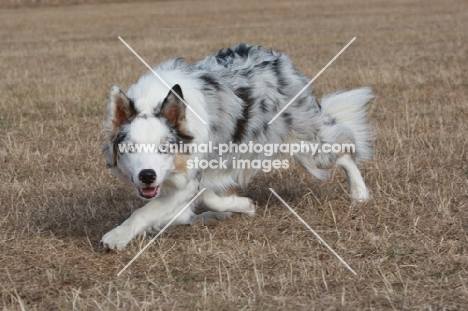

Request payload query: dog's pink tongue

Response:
[141,187,157,196]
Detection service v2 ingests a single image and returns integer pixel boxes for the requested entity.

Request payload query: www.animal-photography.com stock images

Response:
[1,0,467,310]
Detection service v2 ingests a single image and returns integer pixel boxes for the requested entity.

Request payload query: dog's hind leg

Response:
[336,154,369,202]
[201,189,256,217]
[309,87,373,202]
[293,89,374,202]
[296,137,370,202]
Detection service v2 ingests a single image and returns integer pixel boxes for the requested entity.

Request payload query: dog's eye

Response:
[128,145,136,153]
[159,144,168,154]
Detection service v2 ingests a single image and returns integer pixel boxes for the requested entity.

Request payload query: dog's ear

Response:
[159,84,186,129]
[106,86,137,132]
[103,86,136,168]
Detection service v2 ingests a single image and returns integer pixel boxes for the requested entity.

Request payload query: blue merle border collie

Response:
[101,43,373,250]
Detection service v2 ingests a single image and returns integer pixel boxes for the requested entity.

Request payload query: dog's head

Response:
[102,84,193,199]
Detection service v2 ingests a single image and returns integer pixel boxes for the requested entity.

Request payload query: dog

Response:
[100,43,373,250]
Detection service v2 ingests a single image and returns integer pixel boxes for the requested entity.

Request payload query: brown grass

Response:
[1,0,467,309]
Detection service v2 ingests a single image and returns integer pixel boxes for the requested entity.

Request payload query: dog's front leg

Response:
[101,178,199,251]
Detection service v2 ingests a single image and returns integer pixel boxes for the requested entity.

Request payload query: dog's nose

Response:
[138,169,156,184]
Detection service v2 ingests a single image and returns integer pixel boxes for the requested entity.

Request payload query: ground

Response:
[0,0,467,310]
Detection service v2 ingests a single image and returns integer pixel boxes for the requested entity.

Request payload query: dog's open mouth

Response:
[138,186,159,199]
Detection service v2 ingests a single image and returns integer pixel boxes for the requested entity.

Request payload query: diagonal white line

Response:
[118,36,208,125]
[268,188,357,275]
[268,37,356,124]
[117,188,206,276]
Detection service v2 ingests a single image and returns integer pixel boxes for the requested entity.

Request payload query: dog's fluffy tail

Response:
[320,88,374,163]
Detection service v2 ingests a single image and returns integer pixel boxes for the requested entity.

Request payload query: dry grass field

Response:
[1,0,467,310]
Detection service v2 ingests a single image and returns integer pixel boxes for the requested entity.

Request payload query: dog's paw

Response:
[352,194,369,203]
[244,198,256,217]
[100,226,134,251]
[351,188,370,203]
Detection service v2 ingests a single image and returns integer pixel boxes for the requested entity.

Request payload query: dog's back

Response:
[193,43,322,142]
